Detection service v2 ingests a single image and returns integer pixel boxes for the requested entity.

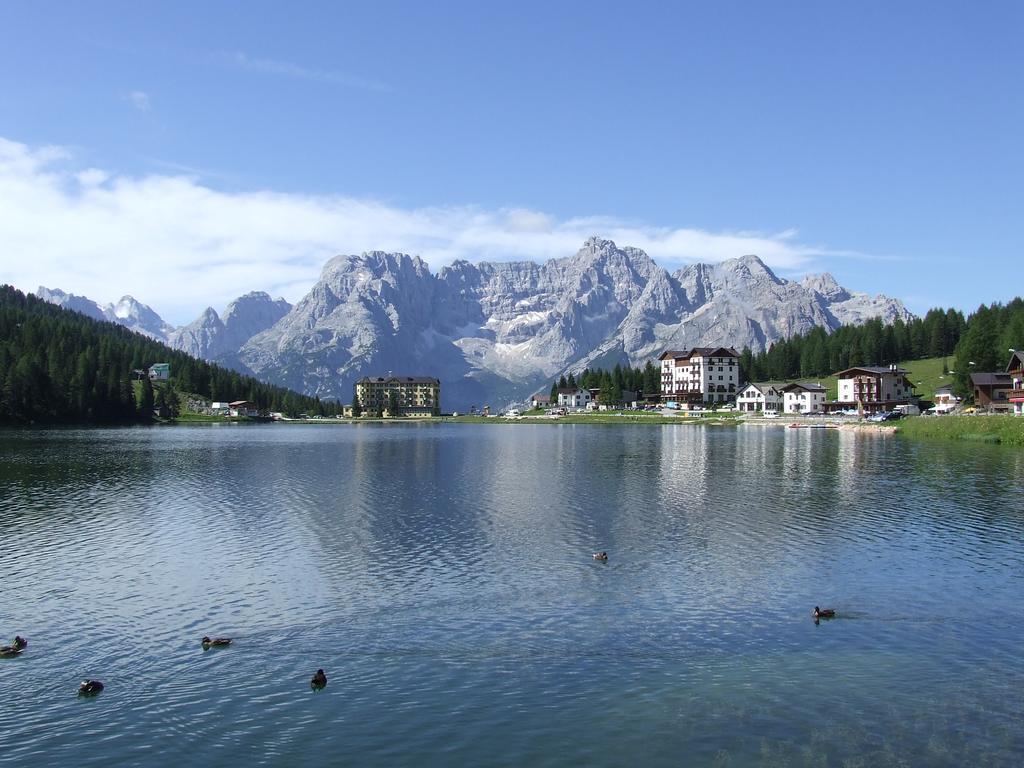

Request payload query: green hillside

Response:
[901,357,954,400]
[0,284,340,425]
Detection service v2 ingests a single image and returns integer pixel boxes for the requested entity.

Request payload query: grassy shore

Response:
[896,415,1024,446]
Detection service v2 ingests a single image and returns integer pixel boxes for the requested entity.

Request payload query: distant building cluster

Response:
[526,346,1024,418]
[346,350,1024,420]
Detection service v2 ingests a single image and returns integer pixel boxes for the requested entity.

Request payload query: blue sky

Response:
[1,2,1021,324]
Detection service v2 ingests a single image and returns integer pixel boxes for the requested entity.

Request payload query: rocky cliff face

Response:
[36,238,912,410]
[108,295,176,340]
[168,307,225,359]
[34,287,109,323]
[167,292,291,362]
[800,272,908,326]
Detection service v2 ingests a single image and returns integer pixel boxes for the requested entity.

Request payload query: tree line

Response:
[0,285,340,424]
[548,362,661,405]
[950,298,1024,396]
[740,308,967,383]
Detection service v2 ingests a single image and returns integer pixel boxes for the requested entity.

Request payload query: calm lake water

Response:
[1,423,1023,767]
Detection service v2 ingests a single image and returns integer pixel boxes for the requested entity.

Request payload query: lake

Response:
[1,424,1022,767]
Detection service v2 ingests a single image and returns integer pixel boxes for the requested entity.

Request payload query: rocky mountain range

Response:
[36,237,912,409]
[34,287,177,339]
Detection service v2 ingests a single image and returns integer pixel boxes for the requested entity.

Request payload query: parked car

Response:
[869,411,903,422]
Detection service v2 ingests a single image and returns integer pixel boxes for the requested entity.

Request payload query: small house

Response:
[149,363,170,381]
[556,388,592,409]
[531,393,551,409]
[736,382,785,414]
[930,386,958,414]
[970,372,1013,412]
[782,382,827,414]
[228,400,259,417]
[1008,350,1024,416]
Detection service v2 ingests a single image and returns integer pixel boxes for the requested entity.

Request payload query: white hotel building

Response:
[659,347,741,406]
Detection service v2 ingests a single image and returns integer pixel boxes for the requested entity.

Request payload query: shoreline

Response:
[178,412,904,435]
[11,414,1022,445]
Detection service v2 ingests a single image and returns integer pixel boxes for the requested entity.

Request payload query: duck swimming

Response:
[813,606,836,619]
[593,552,608,561]
[201,636,232,648]
[310,669,327,689]
[0,636,27,657]
[78,680,104,695]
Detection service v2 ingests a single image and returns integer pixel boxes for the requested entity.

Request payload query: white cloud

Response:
[76,168,109,187]
[0,136,860,325]
[224,51,391,92]
[125,91,150,112]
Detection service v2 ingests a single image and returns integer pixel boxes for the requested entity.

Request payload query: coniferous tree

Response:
[164,381,181,418]
[612,363,625,392]
[598,371,619,405]
[139,376,154,418]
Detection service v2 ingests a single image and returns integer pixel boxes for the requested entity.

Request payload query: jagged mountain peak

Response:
[36,286,68,301]
[801,272,849,302]
[167,290,292,362]
[104,295,174,340]
[728,253,776,274]
[319,251,434,294]
[111,295,139,317]
[34,287,108,322]
[223,291,290,320]
[227,290,278,304]
[570,237,655,271]
[35,286,171,339]
[330,250,429,271]
[716,253,785,288]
